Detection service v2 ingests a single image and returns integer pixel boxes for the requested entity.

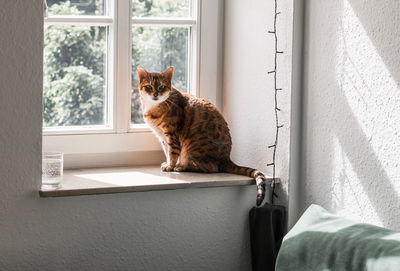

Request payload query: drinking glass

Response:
[42,152,63,190]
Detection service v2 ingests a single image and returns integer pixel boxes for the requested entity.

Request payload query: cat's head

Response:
[136,66,174,110]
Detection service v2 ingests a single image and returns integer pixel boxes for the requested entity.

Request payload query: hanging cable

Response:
[267,0,283,204]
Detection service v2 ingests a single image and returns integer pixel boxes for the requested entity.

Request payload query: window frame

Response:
[43,0,223,168]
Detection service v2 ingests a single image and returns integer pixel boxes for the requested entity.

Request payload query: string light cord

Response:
[267,0,282,204]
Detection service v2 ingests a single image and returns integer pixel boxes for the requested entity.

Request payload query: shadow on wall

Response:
[333,0,400,228]
[347,0,400,87]
[302,0,400,229]
[332,84,400,228]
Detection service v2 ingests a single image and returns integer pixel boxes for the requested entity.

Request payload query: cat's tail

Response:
[220,160,267,206]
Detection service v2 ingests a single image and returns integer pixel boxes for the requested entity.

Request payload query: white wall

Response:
[223,0,293,206]
[300,0,400,230]
[0,1,284,270]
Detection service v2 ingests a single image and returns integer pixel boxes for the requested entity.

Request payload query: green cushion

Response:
[275,204,400,271]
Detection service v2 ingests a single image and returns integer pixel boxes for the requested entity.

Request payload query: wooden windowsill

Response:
[39,166,274,197]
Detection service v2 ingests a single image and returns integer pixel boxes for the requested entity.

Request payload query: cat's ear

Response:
[162,66,174,81]
[137,66,148,82]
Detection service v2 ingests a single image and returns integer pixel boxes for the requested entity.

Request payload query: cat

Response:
[137,66,267,206]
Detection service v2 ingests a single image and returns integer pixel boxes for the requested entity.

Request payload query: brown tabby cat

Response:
[137,66,267,206]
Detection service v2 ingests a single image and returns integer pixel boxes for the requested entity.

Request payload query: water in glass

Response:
[42,153,63,190]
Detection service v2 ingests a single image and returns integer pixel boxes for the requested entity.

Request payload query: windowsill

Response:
[39,166,274,197]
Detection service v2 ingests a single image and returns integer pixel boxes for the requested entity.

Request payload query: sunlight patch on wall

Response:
[335,0,400,191]
[331,136,381,226]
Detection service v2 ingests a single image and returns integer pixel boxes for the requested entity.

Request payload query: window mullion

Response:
[45,15,113,26]
[106,0,116,131]
[131,17,196,26]
[190,0,201,97]
[115,0,132,133]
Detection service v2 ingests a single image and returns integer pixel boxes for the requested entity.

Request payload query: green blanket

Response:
[275,204,400,271]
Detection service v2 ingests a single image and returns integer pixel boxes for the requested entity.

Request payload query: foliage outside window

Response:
[44,1,107,127]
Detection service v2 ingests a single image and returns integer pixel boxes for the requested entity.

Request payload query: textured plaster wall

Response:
[301,0,400,230]
[0,1,262,270]
[223,0,293,206]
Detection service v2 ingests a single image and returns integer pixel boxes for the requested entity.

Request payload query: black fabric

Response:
[249,203,286,271]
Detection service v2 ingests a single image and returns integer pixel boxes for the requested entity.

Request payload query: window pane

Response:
[132,0,191,18]
[43,25,107,127]
[46,0,105,16]
[131,26,190,124]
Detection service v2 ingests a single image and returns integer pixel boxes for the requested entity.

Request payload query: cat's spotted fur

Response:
[137,66,267,206]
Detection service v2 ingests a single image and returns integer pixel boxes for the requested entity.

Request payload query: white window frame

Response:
[43,0,223,169]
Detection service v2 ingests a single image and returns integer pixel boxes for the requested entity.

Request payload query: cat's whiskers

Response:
[141,92,170,113]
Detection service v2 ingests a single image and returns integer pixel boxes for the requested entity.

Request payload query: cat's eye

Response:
[145,85,152,90]
[159,85,166,90]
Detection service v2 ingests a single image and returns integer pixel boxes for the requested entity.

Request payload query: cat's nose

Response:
[153,92,159,97]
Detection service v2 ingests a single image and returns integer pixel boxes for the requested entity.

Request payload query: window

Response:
[44,0,111,131]
[43,0,222,168]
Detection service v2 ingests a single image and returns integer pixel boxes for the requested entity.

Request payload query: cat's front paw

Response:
[173,165,186,172]
[161,162,174,172]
